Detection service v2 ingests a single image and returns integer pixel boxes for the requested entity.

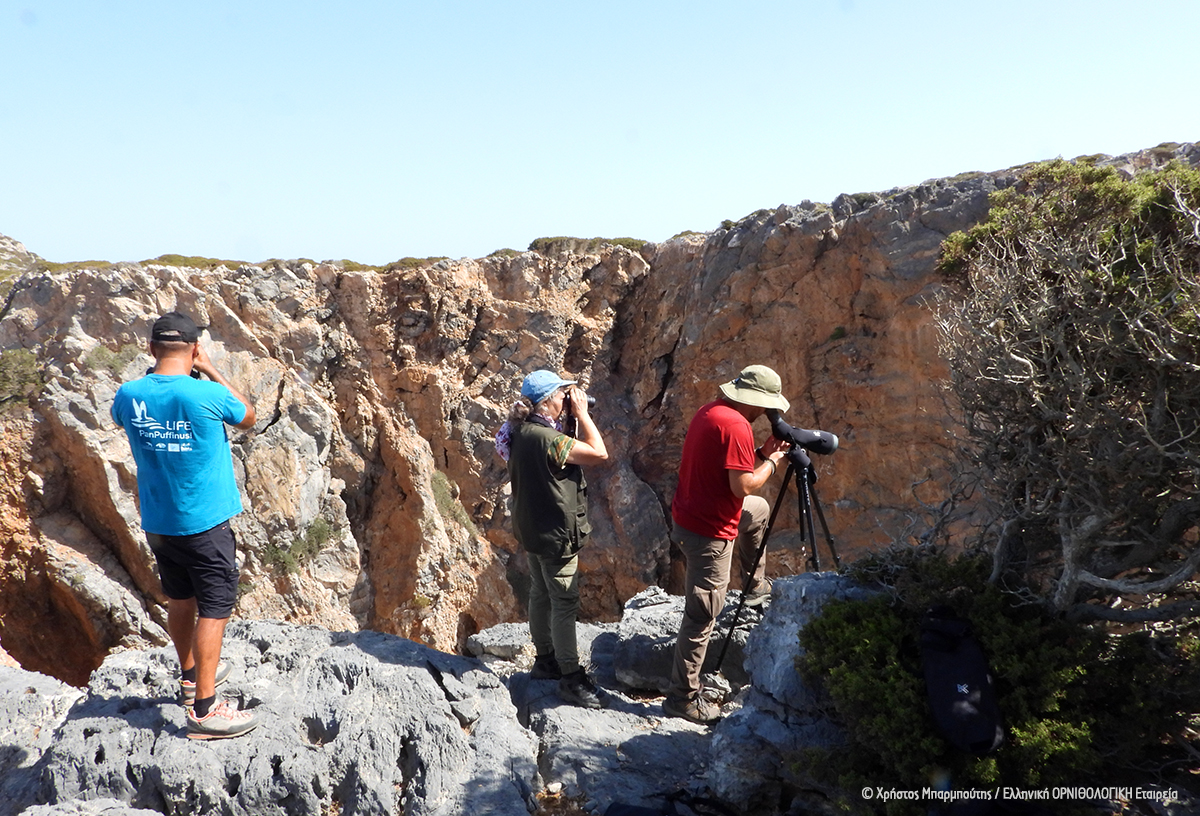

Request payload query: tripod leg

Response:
[809,484,841,569]
[714,463,793,672]
[800,471,820,571]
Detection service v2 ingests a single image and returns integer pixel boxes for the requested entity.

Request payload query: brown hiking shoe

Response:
[743,578,773,608]
[663,694,722,724]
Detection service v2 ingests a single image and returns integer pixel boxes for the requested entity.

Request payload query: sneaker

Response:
[663,694,722,724]
[530,653,562,680]
[743,578,773,608]
[186,699,261,740]
[557,669,603,709]
[180,661,232,706]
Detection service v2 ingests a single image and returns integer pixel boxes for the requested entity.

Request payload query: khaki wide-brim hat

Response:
[718,364,790,411]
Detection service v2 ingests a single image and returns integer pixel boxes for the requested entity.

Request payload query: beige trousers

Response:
[668,495,769,701]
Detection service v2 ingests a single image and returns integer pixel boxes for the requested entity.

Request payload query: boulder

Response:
[0,665,86,813]
[709,573,876,814]
[9,621,539,816]
[480,614,717,814]
[612,585,762,694]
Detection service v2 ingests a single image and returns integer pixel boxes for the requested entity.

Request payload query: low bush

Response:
[265,518,336,574]
[798,547,1200,813]
[84,344,143,375]
[142,254,245,270]
[432,470,478,537]
[0,348,41,409]
[386,256,449,271]
[527,236,648,255]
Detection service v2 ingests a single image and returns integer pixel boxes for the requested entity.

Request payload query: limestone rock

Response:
[11,620,539,816]
[18,801,161,816]
[0,234,41,284]
[482,615,717,813]
[612,585,761,694]
[709,573,875,813]
[0,665,86,812]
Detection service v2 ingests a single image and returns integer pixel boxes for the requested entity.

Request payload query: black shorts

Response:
[147,520,240,619]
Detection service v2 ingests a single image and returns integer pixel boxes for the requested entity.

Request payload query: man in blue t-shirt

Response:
[111,311,260,740]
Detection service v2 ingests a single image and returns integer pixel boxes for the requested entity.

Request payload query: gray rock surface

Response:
[709,572,875,814]
[0,667,86,812]
[18,801,160,816]
[488,616,717,814]
[7,621,539,816]
[3,576,870,816]
[612,585,763,695]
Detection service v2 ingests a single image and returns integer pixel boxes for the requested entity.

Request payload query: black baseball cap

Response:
[150,312,201,343]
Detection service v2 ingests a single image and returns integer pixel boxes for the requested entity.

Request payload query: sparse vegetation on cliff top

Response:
[527,236,648,254]
[143,253,246,270]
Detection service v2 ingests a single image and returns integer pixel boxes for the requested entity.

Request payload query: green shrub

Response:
[386,256,449,271]
[431,470,478,537]
[0,348,41,409]
[31,260,115,273]
[607,237,649,252]
[799,548,1200,813]
[84,343,143,375]
[265,518,336,574]
[142,254,245,269]
[527,236,648,255]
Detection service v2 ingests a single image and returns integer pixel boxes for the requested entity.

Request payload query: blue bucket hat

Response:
[521,370,576,406]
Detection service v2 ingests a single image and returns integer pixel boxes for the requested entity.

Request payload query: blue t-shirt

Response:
[111,374,248,536]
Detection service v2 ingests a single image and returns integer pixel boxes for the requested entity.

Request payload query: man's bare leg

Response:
[193,616,230,701]
[167,597,198,673]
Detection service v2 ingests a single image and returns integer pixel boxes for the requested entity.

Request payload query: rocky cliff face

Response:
[2,142,1195,685]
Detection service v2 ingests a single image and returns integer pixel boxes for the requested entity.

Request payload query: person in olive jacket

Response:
[502,369,608,709]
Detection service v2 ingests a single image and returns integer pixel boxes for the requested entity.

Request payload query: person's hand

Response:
[761,434,789,461]
[565,385,590,419]
[191,343,218,379]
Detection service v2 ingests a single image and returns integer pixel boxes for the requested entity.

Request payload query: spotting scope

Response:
[765,409,838,455]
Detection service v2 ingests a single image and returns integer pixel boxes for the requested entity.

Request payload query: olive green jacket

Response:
[508,420,590,558]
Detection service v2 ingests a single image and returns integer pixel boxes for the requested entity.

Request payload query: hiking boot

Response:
[530,653,562,680]
[186,699,261,740]
[663,694,722,725]
[180,660,232,706]
[743,578,773,608]
[558,669,603,709]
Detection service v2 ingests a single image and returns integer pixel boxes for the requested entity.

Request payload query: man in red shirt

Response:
[665,365,791,724]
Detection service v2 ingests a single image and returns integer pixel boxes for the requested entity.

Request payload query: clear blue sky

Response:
[4,1,1198,266]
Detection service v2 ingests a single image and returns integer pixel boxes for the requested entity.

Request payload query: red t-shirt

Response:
[672,400,756,539]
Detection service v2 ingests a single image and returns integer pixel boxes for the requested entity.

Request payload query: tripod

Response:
[713,446,840,671]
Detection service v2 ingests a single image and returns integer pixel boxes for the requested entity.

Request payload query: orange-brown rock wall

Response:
[4,144,1195,685]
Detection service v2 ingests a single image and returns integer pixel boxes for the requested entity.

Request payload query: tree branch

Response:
[1067,597,1200,624]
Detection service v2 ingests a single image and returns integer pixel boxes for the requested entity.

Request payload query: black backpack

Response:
[919,605,1004,756]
